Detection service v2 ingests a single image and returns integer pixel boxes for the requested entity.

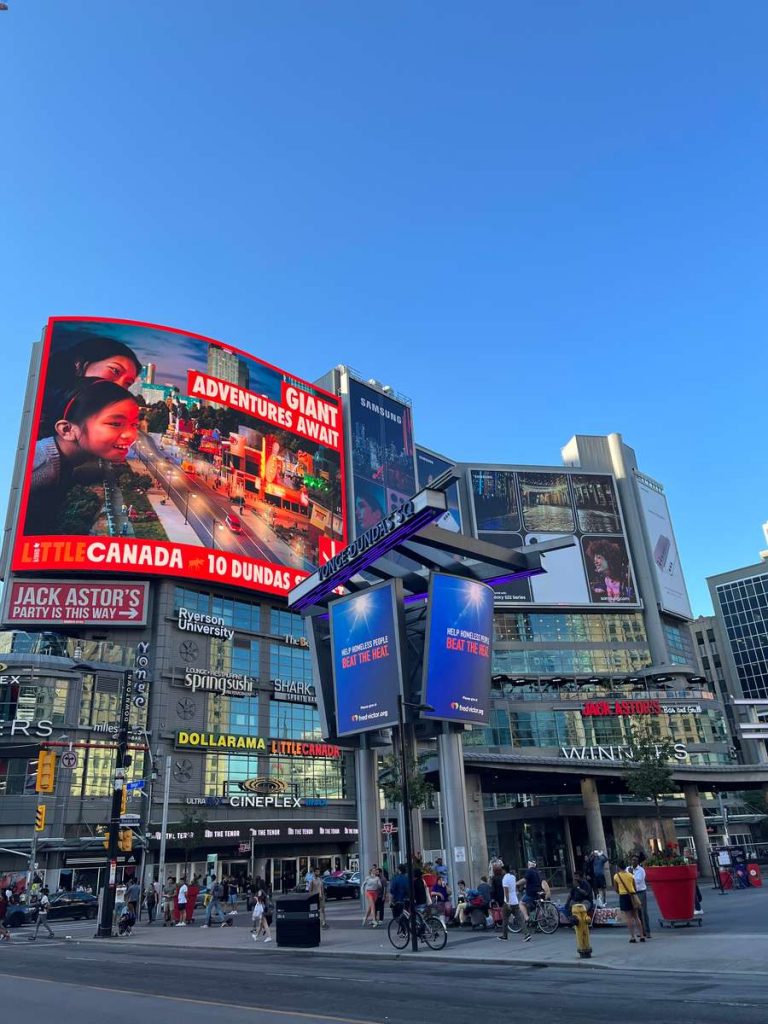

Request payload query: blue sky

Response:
[2,2,766,615]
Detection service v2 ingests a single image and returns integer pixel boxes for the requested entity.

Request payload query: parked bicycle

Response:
[508,892,559,935]
[388,904,448,951]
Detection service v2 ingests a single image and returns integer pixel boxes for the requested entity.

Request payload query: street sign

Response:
[60,750,78,770]
[119,813,141,826]
[126,780,145,792]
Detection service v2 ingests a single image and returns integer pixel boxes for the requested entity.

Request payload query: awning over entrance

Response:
[454,751,768,796]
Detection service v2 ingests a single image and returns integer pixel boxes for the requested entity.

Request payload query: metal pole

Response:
[158,755,172,885]
[96,669,133,938]
[398,696,419,953]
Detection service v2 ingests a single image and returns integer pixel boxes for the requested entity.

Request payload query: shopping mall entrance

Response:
[265,854,358,893]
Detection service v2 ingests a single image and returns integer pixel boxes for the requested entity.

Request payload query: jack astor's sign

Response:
[175,730,341,758]
[582,700,704,717]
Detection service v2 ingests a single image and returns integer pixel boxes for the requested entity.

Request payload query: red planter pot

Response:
[645,865,698,921]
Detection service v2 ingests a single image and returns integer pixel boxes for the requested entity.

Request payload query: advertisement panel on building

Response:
[634,472,692,619]
[422,574,493,725]
[346,378,416,537]
[468,467,638,607]
[3,578,149,626]
[415,447,461,532]
[10,317,347,597]
[329,580,405,736]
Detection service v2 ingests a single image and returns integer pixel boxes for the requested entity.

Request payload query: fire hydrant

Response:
[571,902,592,958]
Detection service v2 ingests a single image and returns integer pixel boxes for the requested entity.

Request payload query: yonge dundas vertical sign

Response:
[11,318,347,596]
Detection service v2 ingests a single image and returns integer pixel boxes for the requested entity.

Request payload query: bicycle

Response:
[508,892,559,936]
[388,904,448,951]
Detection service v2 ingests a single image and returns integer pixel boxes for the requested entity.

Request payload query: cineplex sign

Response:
[175,731,341,758]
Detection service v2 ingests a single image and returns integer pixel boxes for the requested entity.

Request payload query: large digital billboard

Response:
[11,317,347,596]
[346,378,416,537]
[469,467,638,607]
[422,574,493,725]
[415,447,462,532]
[635,472,692,619]
[329,580,405,737]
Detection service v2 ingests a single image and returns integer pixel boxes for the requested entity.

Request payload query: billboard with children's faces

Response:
[468,467,639,607]
[11,317,347,596]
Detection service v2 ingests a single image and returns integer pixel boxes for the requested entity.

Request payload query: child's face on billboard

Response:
[79,399,139,461]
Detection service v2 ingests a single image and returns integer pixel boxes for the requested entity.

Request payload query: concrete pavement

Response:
[22,883,767,976]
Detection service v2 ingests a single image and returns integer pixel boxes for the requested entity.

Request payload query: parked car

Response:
[5,890,99,928]
[322,874,360,900]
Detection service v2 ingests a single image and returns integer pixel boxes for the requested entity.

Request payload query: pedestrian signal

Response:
[118,829,133,852]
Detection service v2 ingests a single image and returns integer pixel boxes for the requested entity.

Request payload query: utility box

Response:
[275,892,321,948]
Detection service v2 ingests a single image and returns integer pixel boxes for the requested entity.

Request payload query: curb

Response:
[60,935,764,977]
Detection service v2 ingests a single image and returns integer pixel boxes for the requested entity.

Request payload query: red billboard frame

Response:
[11,316,348,598]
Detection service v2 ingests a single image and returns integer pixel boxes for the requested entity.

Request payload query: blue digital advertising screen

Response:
[330,580,405,737]
[422,574,494,725]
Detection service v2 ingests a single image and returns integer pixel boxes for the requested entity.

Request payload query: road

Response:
[132,433,313,569]
[2,937,767,1024]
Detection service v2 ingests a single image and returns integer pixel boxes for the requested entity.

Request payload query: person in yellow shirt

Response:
[613,865,645,943]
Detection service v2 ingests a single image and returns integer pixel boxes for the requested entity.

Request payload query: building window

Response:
[269,643,312,685]
[270,609,307,641]
[207,695,260,734]
[0,757,36,796]
[203,752,350,800]
[69,745,145,797]
[269,702,321,740]
[1,680,69,726]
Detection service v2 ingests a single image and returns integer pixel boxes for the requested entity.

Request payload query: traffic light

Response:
[35,750,56,793]
[102,828,110,849]
[35,805,46,831]
[118,829,133,852]
[120,785,128,816]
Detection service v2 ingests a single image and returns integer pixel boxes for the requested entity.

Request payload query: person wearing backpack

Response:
[203,879,225,927]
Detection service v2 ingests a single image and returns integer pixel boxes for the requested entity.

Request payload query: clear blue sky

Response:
[2,2,766,616]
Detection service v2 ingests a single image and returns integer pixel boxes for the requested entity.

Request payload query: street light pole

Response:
[184,491,196,525]
[96,668,133,938]
[397,696,434,953]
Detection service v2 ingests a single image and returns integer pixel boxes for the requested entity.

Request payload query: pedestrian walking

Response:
[362,867,382,928]
[202,878,225,927]
[145,884,157,924]
[186,877,200,925]
[375,868,388,925]
[162,876,176,926]
[613,864,645,943]
[308,869,328,929]
[125,878,141,918]
[498,864,530,942]
[592,850,609,904]
[631,856,651,938]
[0,890,11,942]
[29,888,55,941]
[251,894,272,943]
[176,878,188,925]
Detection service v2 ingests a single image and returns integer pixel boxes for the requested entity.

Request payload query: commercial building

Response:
[2,321,766,900]
[708,561,768,762]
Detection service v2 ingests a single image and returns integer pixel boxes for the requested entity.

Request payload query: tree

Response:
[379,751,434,810]
[622,724,676,850]
[55,484,101,534]
[178,810,207,875]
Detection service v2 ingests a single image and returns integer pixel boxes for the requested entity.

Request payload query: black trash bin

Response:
[275,892,321,948]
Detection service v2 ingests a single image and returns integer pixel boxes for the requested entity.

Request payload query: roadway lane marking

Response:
[0,972,381,1024]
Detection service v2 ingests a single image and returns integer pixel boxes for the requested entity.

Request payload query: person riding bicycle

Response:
[519,860,547,925]
[389,864,409,917]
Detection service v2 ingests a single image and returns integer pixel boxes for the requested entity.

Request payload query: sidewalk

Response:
[64,885,768,976]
